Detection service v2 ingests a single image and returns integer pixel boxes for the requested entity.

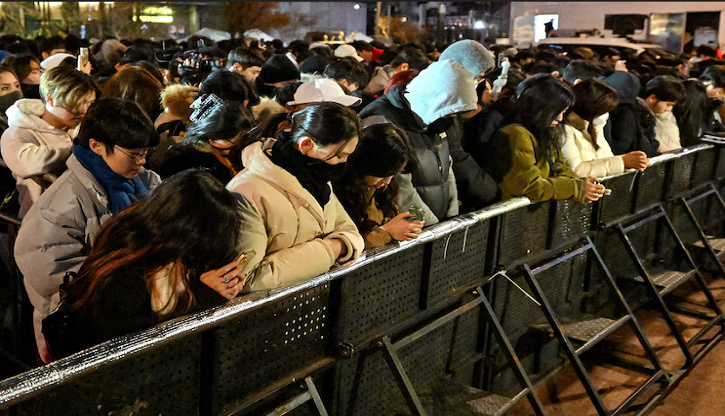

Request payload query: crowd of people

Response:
[0,32,720,362]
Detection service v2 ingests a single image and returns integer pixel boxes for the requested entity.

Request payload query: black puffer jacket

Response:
[359,86,454,221]
[602,71,659,157]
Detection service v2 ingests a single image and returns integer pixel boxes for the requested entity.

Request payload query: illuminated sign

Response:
[131,5,174,23]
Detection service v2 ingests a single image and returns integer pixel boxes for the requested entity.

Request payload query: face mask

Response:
[592,113,609,126]
[0,90,22,115]
[427,117,455,134]
[274,133,349,182]
[21,83,40,99]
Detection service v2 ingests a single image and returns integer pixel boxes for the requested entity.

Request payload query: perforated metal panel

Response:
[599,174,636,225]
[336,245,426,346]
[717,147,725,179]
[668,153,696,199]
[692,148,717,187]
[209,284,331,415]
[498,203,550,267]
[426,221,489,306]
[488,272,560,395]
[635,163,667,212]
[334,310,477,416]
[550,199,593,249]
[15,334,202,416]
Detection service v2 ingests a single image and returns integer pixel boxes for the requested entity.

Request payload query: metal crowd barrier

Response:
[0,144,723,416]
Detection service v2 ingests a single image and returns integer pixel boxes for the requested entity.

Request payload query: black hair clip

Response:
[189,93,225,123]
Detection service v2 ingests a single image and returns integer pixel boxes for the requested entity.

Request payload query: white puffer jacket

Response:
[655,111,682,153]
[0,99,74,218]
[561,112,626,178]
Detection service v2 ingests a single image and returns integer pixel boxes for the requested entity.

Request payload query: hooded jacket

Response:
[561,112,626,178]
[359,59,489,221]
[150,85,199,171]
[14,154,160,362]
[0,99,74,218]
[601,71,659,157]
[226,141,364,292]
[364,65,393,95]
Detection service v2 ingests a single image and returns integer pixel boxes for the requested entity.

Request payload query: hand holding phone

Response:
[77,47,91,75]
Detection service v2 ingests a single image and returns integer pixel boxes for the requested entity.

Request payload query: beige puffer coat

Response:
[0,99,75,218]
[227,140,364,292]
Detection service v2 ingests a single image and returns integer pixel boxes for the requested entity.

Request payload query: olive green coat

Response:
[487,123,587,204]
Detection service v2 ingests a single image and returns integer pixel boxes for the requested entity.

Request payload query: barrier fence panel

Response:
[1,145,725,416]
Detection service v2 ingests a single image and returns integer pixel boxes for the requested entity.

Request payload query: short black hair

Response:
[76,98,159,151]
[225,47,264,71]
[200,70,249,106]
[351,40,374,52]
[696,45,717,58]
[700,64,725,89]
[323,58,370,89]
[39,35,65,55]
[390,47,429,71]
[1,53,39,82]
[645,75,685,103]
[120,47,153,65]
[288,40,310,55]
[563,59,601,84]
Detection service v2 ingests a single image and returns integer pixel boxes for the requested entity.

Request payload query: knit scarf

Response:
[267,132,347,207]
[72,144,149,215]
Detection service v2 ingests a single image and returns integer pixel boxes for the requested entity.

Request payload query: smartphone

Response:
[77,47,89,72]
[405,204,425,222]
[236,250,257,270]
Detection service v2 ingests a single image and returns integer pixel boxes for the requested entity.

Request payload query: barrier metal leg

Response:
[476,286,548,416]
[263,376,330,416]
[616,222,695,366]
[377,285,548,416]
[521,263,611,416]
[680,184,725,278]
[587,237,667,380]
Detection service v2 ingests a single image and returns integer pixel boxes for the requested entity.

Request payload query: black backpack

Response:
[42,272,90,361]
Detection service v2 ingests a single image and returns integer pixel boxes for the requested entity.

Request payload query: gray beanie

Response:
[439,40,495,79]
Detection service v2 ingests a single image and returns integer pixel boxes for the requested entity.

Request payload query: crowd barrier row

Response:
[1,143,725,416]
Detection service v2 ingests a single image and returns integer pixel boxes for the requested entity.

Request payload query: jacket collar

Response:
[66,153,155,210]
[565,111,589,133]
[241,141,328,221]
[384,86,427,132]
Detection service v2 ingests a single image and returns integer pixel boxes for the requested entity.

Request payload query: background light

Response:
[474,21,484,29]
[353,4,360,10]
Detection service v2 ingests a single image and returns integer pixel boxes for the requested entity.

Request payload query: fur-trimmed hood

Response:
[156,84,199,127]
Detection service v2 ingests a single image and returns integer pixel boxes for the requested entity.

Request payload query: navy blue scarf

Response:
[72,144,149,215]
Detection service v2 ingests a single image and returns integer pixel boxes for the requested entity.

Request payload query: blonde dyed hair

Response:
[40,66,98,113]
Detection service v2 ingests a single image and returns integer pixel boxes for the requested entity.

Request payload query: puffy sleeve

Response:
[498,126,587,203]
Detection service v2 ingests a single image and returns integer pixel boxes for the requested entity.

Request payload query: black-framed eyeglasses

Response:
[115,146,149,162]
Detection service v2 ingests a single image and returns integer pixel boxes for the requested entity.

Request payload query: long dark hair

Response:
[65,170,243,318]
[332,123,412,232]
[568,78,620,149]
[510,73,574,162]
[234,102,360,157]
[674,79,709,147]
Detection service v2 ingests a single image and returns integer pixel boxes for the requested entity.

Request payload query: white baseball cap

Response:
[287,78,362,107]
[334,44,364,62]
[40,53,76,70]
